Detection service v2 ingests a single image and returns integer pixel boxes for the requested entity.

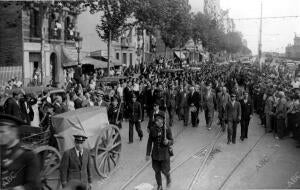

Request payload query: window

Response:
[116,52,119,60]
[30,9,40,37]
[123,53,127,66]
[130,53,133,66]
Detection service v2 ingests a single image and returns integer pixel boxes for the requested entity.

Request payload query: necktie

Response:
[79,151,83,166]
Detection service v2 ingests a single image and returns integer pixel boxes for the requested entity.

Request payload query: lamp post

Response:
[75,33,83,65]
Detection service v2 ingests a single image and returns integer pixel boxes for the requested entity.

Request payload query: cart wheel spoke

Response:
[110,150,121,154]
[109,154,117,166]
[94,125,121,178]
[111,141,121,149]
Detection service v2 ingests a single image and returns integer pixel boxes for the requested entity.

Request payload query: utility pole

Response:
[258,1,263,70]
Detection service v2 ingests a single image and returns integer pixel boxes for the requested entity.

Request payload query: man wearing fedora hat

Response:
[0,114,41,190]
[60,134,92,189]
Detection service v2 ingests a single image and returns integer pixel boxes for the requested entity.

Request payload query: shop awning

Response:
[174,51,186,60]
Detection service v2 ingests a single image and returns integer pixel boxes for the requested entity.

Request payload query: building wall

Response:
[0,4,23,67]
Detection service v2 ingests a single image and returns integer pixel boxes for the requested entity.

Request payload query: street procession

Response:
[1,0,300,190]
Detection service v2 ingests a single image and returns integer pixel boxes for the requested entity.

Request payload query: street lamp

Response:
[75,33,83,65]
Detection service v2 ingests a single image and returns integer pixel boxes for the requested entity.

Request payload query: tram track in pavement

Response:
[119,119,223,190]
[216,132,267,190]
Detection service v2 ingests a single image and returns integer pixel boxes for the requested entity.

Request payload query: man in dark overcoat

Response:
[60,135,92,189]
[128,94,143,143]
[240,91,253,141]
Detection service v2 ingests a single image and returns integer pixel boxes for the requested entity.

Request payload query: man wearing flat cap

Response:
[60,134,92,189]
[0,114,41,190]
[146,111,173,190]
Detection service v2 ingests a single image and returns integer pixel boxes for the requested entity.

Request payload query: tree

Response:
[159,0,192,49]
[224,31,243,54]
[90,0,135,75]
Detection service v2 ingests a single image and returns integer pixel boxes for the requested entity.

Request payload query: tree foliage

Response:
[89,0,135,42]
[134,0,192,49]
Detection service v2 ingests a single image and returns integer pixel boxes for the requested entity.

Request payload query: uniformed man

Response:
[146,111,173,190]
[0,114,41,190]
[60,135,92,189]
[128,94,143,143]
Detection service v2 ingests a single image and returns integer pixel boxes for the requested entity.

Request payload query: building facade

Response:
[0,2,80,87]
[77,9,155,68]
[286,36,300,60]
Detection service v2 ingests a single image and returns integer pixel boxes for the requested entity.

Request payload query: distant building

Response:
[77,9,155,68]
[286,35,300,60]
[0,2,83,87]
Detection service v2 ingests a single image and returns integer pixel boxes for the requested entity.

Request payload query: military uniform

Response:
[146,112,173,190]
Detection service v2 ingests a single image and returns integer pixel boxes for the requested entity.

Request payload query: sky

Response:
[189,0,300,55]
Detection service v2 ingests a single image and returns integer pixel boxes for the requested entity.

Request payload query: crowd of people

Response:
[1,58,300,190]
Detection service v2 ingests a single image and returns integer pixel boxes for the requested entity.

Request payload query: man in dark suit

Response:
[217,87,231,131]
[19,94,35,124]
[180,87,190,126]
[146,111,173,190]
[240,91,253,141]
[203,83,216,130]
[225,94,241,144]
[188,86,200,127]
[4,89,24,122]
[146,84,156,118]
[128,94,143,143]
[166,85,177,127]
[60,135,92,189]
[0,114,41,190]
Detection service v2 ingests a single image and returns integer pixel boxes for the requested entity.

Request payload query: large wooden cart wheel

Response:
[94,124,122,178]
[34,146,61,190]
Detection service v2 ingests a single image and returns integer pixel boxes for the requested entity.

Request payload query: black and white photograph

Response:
[0,0,300,189]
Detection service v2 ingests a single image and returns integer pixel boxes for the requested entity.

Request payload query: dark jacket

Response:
[203,91,216,111]
[240,98,253,120]
[19,98,34,124]
[128,101,142,122]
[4,98,23,121]
[225,101,241,122]
[188,91,200,108]
[146,124,174,161]
[0,144,41,190]
[60,147,92,187]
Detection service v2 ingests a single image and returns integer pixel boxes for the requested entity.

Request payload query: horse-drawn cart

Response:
[19,106,122,189]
